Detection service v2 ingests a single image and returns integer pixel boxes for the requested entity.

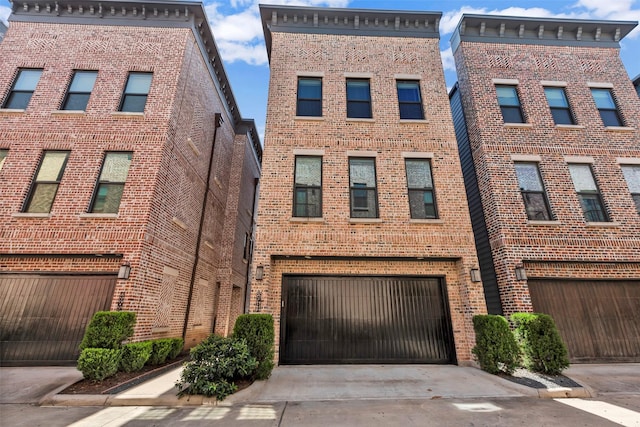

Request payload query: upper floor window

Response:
[0,149,7,173]
[590,88,622,127]
[89,152,133,213]
[621,165,640,215]
[296,77,322,117]
[496,85,524,123]
[119,72,152,113]
[514,162,552,220]
[23,150,70,213]
[544,87,574,125]
[349,157,378,218]
[405,159,437,219]
[568,163,609,222]
[397,81,424,120]
[2,68,43,110]
[293,156,322,217]
[62,70,98,111]
[346,79,372,119]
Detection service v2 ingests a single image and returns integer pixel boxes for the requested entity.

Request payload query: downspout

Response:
[243,177,260,313]
[182,113,223,341]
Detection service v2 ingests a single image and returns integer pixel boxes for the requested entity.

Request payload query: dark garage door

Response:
[281,276,454,364]
[0,274,117,366]
[529,279,640,363]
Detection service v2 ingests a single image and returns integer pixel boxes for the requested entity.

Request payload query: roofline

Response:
[451,13,637,52]
[259,4,442,62]
[8,0,261,161]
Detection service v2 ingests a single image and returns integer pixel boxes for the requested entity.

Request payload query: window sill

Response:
[51,110,85,116]
[586,221,620,227]
[346,118,375,123]
[0,108,26,114]
[12,212,51,218]
[503,123,533,129]
[79,213,119,218]
[527,220,561,225]
[111,111,144,118]
[555,124,584,130]
[294,116,324,121]
[349,218,382,223]
[605,126,635,132]
[290,217,325,223]
[399,119,429,124]
[409,218,444,224]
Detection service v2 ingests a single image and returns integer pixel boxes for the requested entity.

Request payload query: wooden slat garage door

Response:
[281,276,454,364]
[528,279,640,363]
[0,274,117,366]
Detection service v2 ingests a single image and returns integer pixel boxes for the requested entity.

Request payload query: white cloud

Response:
[440,48,456,73]
[1,5,11,24]
[574,0,640,39]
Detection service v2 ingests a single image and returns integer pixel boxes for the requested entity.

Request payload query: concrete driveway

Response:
[564,364,640,396]
[0,367,83,404]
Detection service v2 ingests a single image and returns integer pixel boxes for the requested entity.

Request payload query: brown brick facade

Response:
[0,0,261,360]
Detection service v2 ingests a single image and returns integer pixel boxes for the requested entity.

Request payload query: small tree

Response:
[511,313,569,375]
[472,314,520,374]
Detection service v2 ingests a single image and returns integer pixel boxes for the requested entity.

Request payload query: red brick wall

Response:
[454,41,640,314]
[252,31,487,363]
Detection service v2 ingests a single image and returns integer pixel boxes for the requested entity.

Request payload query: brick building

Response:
[252,5,486,365]
[0,0,261,365]
[450,15,640,362]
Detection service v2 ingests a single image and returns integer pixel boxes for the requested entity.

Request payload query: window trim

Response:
[2,68,43,110]
[396,80,424,120]
[89,151,133,214]
[405,158,438,219]
[544,86,575,125]
[292,155,323,218]
[590,87,623,127]
[23,150,70,213]
[296,77,322,117]
[118,72,152,113]
[346,78,372,119]
[495,84,525,124]
[61,70,98,111]
[568,163,610,223]
[514,162,553,221]
[348,157,379,218]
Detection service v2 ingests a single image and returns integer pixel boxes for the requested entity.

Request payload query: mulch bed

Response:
[498,368,582,389]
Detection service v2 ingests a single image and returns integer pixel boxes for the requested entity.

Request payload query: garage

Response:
[281,275,454,364]
[0,274,117,366]
[528,279,640,363]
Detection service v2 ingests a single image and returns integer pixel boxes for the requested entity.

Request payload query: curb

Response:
[537,387,592,399]
[42,393,218,407]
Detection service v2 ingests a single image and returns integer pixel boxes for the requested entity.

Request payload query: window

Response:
[621,165,640,215]
[119,72,152,112]
[293,156,322,217]
[568,164,609,222]
[62,70,98,111]
[397,81,424,120]
[349,157,378,218]
[514,162,552,220]
[496,85,524,123]
[0,149,7,172]
[90,152,133,213]
[544,87,574,125]
[2,69,43,109]
[23,151,70,213]
[296,77,322,117]
[591,88,622,127]
[346,79,372,118]
[405,159,437,219]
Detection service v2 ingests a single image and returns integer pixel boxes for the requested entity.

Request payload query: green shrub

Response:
[233,314,275,380]
[168,338,184,360]
[472,314,520,375]
[148,338,174,365]
[77,348,122,381]
[176,334,257,401]
[119,341,153,373]
[79,311,136,350]
[511,313,569,375]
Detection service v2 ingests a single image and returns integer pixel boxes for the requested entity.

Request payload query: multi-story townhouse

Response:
[450,15,640,362]
[252,5,486,365]
[0,0,261,365]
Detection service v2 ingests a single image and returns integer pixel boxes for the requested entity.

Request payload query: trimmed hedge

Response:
[472,314,520,375]
[233,314,275,380]
[148,338,174,365]
[79,311,136,350]
[168,338,184,360]
[120,341,153,373]
[176,334,257,401]
[511,313,569,375]
[77,348,122,381]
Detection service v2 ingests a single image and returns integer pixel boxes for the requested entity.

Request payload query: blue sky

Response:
[2,0,639,141]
